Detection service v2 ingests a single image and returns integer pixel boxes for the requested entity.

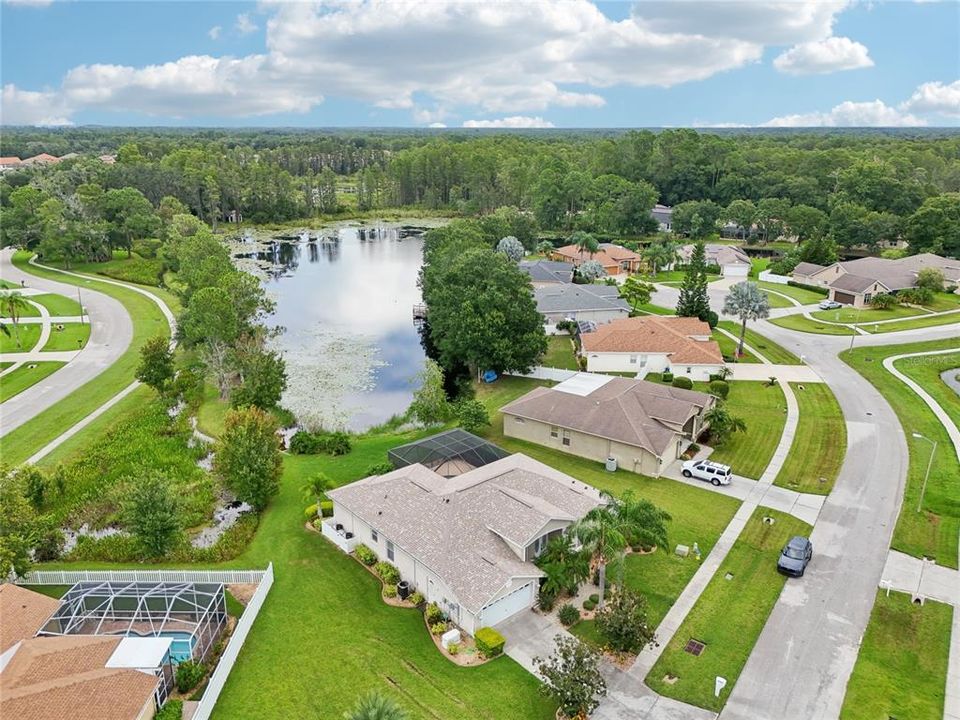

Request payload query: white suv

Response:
[681,460,732,486]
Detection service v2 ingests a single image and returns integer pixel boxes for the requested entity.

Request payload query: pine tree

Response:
[676,241,710,318]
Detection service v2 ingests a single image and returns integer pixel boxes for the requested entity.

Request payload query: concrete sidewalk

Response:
[725,364,823,383]
[880,550,960,607]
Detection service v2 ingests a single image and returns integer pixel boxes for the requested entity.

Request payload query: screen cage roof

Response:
[387,429,510,477]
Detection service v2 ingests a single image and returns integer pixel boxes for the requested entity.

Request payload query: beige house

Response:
[501,374,714,476]
[325,452,603,635]
[550,243,644,275]
[678,244,752,278]
[579,316,724,380]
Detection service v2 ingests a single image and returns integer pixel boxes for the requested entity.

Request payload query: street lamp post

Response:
[912,432,937,514]
[848,305,863,351]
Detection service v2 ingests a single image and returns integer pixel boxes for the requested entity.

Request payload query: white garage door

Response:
[723,264,750,277]
[479,582,535,628]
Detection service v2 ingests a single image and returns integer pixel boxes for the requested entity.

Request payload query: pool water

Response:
[126,630,196,664]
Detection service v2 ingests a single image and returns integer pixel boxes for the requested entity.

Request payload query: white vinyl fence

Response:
[192,562,275,720]
[18,568,268,585]
[758,269,791,285]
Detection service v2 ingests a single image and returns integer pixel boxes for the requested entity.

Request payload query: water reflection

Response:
[231,224,427,431]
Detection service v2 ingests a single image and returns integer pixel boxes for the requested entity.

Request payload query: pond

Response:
[231,222,441,431]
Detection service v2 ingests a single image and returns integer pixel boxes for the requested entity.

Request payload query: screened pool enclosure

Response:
[38,581,227,665]
[387,429,510,477]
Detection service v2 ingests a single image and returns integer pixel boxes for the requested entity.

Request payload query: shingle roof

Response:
[501,377,713,457]
[829,273,885,293]
[680,244,751,267]
[519,259,574,284]
[327,454,602,613]
[535,284,630,315]
[0,636,159,720]
[792,262,826,276]
[580,316,723,365]
[0,584,59,654]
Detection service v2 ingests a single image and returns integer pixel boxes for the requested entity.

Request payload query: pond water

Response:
[231,223,433,431]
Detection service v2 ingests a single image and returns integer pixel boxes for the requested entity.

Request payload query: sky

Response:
[1,0,958,128]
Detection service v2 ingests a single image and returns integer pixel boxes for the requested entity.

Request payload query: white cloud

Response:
[773,36,873,75]
[235,13,258,36]
[764,99,925,127]
[208,25,222,41]
[0,85,72,125]
[428,122,447,128]
[2,0,55,6]
[901,79,960,117]
[463,116,555,128]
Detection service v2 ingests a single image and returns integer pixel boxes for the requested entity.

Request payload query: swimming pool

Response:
[125,630,196,663]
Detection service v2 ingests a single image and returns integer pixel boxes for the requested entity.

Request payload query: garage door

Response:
[833,291,855,305]
[479,582,535,628]
[723,264,750,277]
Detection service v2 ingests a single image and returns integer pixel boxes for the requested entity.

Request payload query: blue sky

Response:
[1,0,958,127]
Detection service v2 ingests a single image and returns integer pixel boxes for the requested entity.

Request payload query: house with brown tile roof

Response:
[579,316,724,380]
[21,153,61,166]
[549,243,643,275]
[0,584,59,668]
[501,374,714,476]
[0,157,22,171]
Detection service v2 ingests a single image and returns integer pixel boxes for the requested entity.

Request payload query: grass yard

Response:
[756,281,825,305]
[646,508,812,712]
[862,310,960,334]
[844,339,960,568]
[5,251,175,466]
[768,314,856,336]
[72,253,166,287]
[716,321,801,365]
[42,323,91,352]
[810,304,926,324]
[0,361,67,403]
[760,290,794,309]
[840,591,952,720]
[713,328,760,363]
[894,351,960,434]
[634,302,676,316]
[707,381,787,480]
[541,335,579,370]
[774,383,846,495]
[0,324,42,353]
[29,293,85,316]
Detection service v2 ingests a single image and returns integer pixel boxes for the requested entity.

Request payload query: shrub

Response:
[408,591,424,606]
[661,372,674,383]
[671,376,693,390]
[375,561,401,585]
[555,320,578,334]
[430,621,448,636]
[304,503,318,519]
[425,602,445,625]
[354,544,377,567]
[537,587,558,612]
[869,292,897,310]
[594,588,656,654]
[383,584,397,598]
[589,594,600,604]
[447,642,460,656]
[708,379,730,399]
[325,431,352,456]
[787,280,828,296]
[175,660,205,693]
[289,430,353,456]
[899,287,935,306]
[475,627,505,658]
[583,599,597,611]
[319,500,333,517]
[558,603,580,626]
[366,461,394,476]
[155,700,183,720]
[700,310,719,328]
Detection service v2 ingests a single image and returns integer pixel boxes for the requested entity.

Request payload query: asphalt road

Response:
[0,248,134,437]
[654,283,960,720]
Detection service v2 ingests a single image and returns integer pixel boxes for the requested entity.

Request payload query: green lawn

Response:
[774,383,846,495]
[862,310,960,334]
[6,300,42,317]
[810,304,926,324]
[0,324,42,353]
[756,282,825,305]
[646,508,812,712]
[843,339,960,568]
[768,314,856,336]
[840,591,952,720]
[0,361,67,403]
[42,323,91,352]
[30,292,85,316]
[712,328,760,363]
[716,321,801,365]
[634,302,676,316]
[760,290,793,309]
[72,253,165,287]
[4,251,175,466]
[925,292,960,312]
[541,335,579,370]
[707,381,787,480]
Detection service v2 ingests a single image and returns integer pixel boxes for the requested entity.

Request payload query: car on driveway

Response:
[681,460,732,486]
[819,299,842,310]
[778,536,813,577]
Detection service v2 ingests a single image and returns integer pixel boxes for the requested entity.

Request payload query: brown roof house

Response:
[792,253,960,308]
[550,243,644,276]
[324,452,603,634]
[579,316,724,380]
[501,374,715,477]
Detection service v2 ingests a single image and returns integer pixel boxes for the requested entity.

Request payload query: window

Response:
[562,429,571,447]
[386,540,395,561]
[533,534,548,557]
[686,366,692,374]
[864,293,872,303]
[629,355,637,364]
[514,417,525,424]
[371,528,378,543]
[550,426,559,439]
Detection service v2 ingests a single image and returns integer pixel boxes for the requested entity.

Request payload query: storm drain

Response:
[684,639,706,656]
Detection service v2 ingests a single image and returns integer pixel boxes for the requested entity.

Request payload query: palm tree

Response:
[703,405,747,446]
[535,532,591,598]
[570,230,599,258]
[642,238,679,276]
[573,492,669,608]
[342,691,408,720]
[721,281,770,357]
[302,471,333,516]
[0,290,30,349]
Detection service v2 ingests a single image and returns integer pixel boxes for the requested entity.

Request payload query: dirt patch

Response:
[226,583,257,606]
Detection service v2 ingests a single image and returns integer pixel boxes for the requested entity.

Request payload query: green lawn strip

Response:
[0,362,12,371]
[894,351,960,434]
[862,310,960,334]
[706,381,787,480]
[8,302,41,317]
[773,383,846,495]
[840,591,952,720]
[843,339,960,568]
[541,335,579,370]
[926,293,960,312]
[72,254,166,287]
[810,304,926,324]
[4,251,173,466]
[0,362,67,403]
[756,281,825,305]
[716,321,801,364]
[712,329,760,363]
[634,302,676,316]
[646,508,812,712]
[30,293,85,316]
[0,324,42,353]
[42,323,91,352]
[768,314,856,336]
[569,618,606,648]
[760,291,793,309]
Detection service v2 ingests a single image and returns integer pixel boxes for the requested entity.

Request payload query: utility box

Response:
[605,457,618,472]
[675,544,690,557]
[441,628,461,649]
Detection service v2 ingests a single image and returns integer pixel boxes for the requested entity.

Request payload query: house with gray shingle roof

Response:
[324,452,603,635]
[519,259,574,287]
[534,283,630,325]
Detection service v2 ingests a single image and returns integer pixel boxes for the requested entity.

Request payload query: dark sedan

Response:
[777,536,813,577]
